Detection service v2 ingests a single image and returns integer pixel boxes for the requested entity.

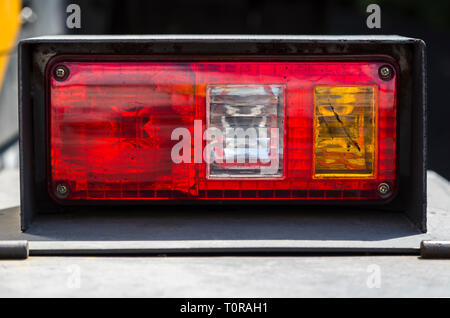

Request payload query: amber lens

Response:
[314,86,377,178]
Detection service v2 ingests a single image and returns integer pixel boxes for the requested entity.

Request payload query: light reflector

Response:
[207,85,284,178]
[48,61,397,201]
[314,86,376,178]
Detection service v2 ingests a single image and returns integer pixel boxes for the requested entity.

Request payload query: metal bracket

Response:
[420,241,450,259]
[0,240,29,259]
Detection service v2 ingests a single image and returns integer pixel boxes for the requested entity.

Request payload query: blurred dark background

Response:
[2,0,450,179]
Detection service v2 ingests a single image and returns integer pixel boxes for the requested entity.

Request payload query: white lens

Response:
[207,85,284,178]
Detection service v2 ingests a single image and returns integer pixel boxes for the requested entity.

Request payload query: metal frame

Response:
[18,35,426,233]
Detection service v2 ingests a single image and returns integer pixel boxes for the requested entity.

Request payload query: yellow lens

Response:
[313,85,377,178]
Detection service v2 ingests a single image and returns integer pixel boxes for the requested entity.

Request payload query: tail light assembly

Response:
[19,36,426,233]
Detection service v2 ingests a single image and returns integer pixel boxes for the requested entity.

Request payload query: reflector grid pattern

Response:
[49,61,397,200]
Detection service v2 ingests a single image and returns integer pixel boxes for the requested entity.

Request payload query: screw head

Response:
[377,183,391,196]
[54,65,69,81]
[378,65,394,81]
[55,183,69,197]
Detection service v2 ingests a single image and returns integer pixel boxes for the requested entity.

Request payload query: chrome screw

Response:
[56,183,69,197]
[377,183,391,196]
[54,65,68,80]
[378,65,393,81]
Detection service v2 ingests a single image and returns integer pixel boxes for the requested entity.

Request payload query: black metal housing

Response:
[18,35,426,232]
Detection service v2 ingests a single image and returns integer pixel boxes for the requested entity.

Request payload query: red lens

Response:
[49,61,396,200]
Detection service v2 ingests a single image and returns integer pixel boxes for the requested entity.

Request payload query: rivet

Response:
[55,183,69,197]
[378,65,393,81]
[54,65,69,81]
[377,182,391,196]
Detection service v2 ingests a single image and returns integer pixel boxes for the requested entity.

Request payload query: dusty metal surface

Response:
[0,205,426,253]
[1,256,450,297]
[0,170,449,297]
